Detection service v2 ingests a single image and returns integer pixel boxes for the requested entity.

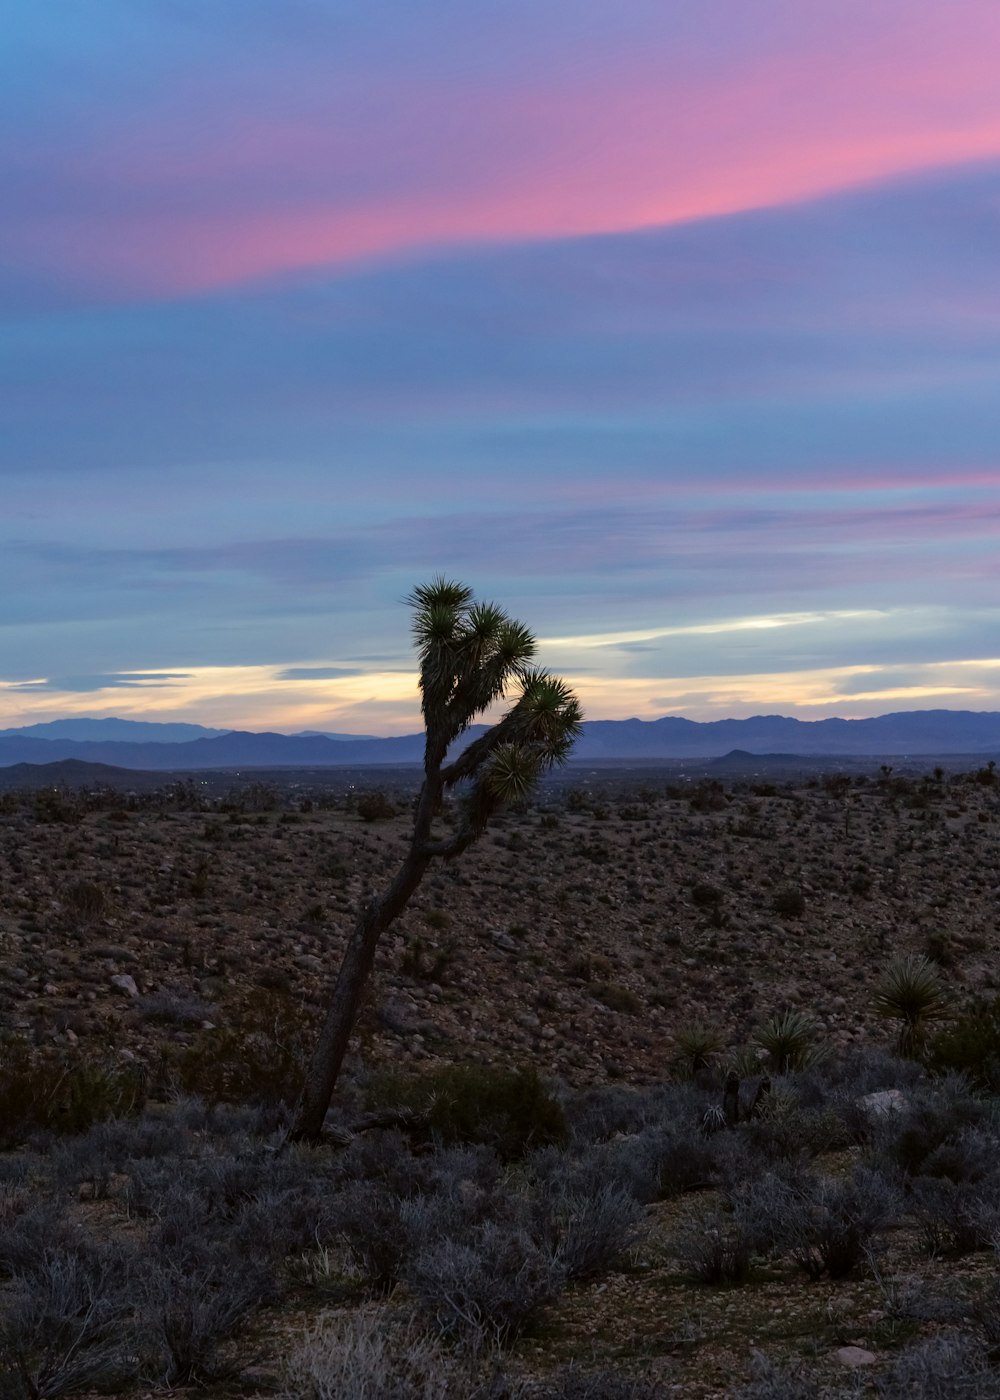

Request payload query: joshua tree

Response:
[289,579,583,1141]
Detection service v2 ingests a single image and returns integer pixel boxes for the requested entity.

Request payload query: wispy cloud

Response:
[540,611,885,650]
[3,672,192,693]
[275,666,364,681]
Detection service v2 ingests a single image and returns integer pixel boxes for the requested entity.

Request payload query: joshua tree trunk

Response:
[289,850,430,1141]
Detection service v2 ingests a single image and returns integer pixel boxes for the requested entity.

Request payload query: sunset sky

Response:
[3,0,999,733]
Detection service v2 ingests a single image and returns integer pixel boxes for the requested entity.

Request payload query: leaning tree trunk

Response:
[289,849,431,1142]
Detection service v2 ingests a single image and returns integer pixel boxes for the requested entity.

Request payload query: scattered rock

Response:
[109,973,139,997]
[835,1346,877,1368]
[860,1088,908,1119]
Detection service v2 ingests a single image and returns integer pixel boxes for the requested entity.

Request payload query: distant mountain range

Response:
[0,710,998,769]
[0,718,230,743]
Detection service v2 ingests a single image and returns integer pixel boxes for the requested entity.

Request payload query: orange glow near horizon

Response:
[3,656,1000,735]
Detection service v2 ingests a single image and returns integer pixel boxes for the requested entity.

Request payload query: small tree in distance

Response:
[289,579,583,1141]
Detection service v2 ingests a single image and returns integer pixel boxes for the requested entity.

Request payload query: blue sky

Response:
[2,1,999,732]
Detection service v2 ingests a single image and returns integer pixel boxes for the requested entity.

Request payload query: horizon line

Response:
[3,703,1000,742]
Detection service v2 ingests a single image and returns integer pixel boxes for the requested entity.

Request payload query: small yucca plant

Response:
[675,1022,724,1079]
[873,954,948,1057]
[753,1011,820,1074]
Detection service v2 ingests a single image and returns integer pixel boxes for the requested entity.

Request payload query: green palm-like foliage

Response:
[675,1022,725,1079]
[873,954,948,1056]
[753,1011,820,1074]
[408,579,582,842]
[408,577,541,760]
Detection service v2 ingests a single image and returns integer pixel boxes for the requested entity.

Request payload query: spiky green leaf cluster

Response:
[407,580,582,838]
[752,1010,820,1073]
[408,578,537,757]
[675,1022,725,1077]
[873,954,948,1055]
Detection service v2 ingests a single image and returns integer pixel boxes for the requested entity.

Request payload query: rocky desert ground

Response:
[2,761,1000,1400]
[1,763,997,1081]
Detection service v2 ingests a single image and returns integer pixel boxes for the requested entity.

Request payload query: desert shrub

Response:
[172,988,311,1106]
[50,1134,120,1200]
[928,998,1000,1090]
[327,1180,419,1295]
[74,1112,183,1164]
[920,1126,1000,1185]
[332,1127,430,1196]
[169,1095,287,1140]
[400,934,459,983]
[0,1202,82,1282]
[534,1368,666,1399]
[141,1237,276,1386]
[563,1082,695,1144]
[280,1308,491,1400]
[877,1334,1000,1399]
[356,791,396,822]
[823,1045,928,1098]
[405,1219,564,1352]
[526,1136,661,1208]
[591,981,642,1015]
[770,885,806,919]
[734,1354,816,1400]
[872,1083,992,1180]
[655,1126,720,1196]
[420,1144,504,1198]
[728,1073,850,1160]
[0,1038,145,1147]
[138,989,216,1026]
[727,1162,897,1280]
[911,1175,1000,1256]
[130,1139,325,1250]
[688,781,727,812]
[0,1244,137,1399]
[739,1111,813,1167]
[32,790,83,824]
[788,1168,899,1281]
[367,1064,568,1161]
[969,1276,1000,1359]
[690,881,724,908]
[234,1182,330,1261]
[60,878,111,924]
[672,1207,754,1286]
[565,952,613,983]
[887,1278,970,1325]
[123,1158,198,1220]
[533,1183,646,1280]
[729,1166,815,1257]
[330,1165,529,1297]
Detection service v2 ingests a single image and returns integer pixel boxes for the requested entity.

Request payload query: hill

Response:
[0,709,999,768]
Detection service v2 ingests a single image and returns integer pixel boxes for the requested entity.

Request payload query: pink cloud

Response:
[8,2,1000,298]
